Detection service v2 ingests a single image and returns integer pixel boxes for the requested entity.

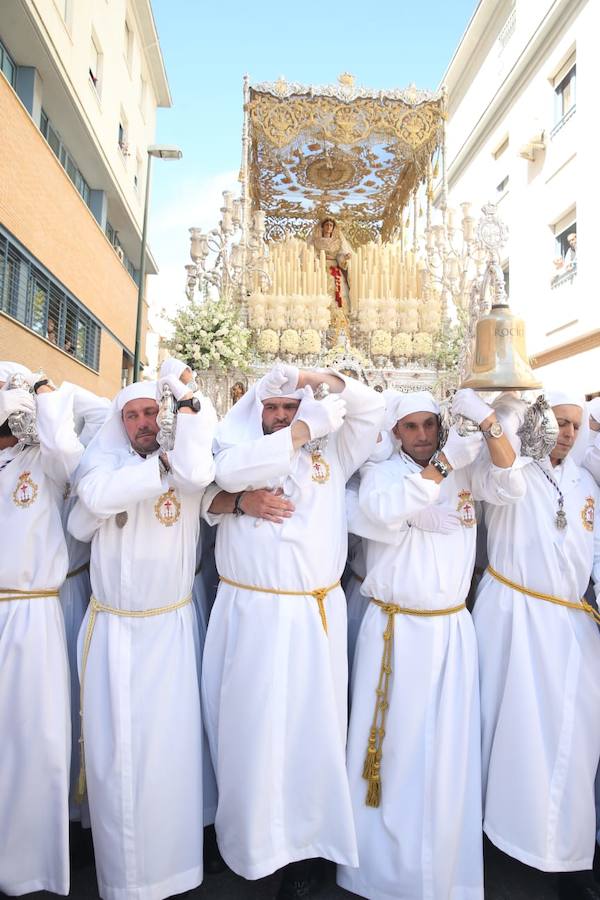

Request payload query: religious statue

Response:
[230,381,246,405]
[307,218,351,336]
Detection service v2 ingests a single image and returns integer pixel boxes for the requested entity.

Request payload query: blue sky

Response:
[146,0,479,322]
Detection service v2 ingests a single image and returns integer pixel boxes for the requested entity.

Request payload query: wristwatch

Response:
[176,397,201,413]
[429,450,450,478]
[233,492,246,517]
[33,378,50,394]
[481,420,503,439]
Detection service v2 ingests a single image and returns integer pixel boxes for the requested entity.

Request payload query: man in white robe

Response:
[583,398,600,489]
[473,388,600,899]
[338,388,524,900]
[0,363,83,896]
[59,386,111,828]
[68,373,216,900]
[202,363,384,898]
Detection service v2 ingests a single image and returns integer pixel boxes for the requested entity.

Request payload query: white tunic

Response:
[202,377,384,879]
[338,449,524,900]
[69,409,216,900]
[0,389,82,896]
[475,454,600,871]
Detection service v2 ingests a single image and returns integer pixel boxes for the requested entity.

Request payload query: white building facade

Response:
[443,0,598,396]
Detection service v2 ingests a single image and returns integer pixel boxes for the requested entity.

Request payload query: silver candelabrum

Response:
[185,190,271,315]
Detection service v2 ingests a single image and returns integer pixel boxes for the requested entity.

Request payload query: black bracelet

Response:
[233,492,246,517]
[33,379,50,394]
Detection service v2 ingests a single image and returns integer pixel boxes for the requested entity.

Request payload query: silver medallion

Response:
[115,511,128,528]
[555,508,567,530]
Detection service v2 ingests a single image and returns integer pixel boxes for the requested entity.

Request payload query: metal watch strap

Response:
[233,492,246,516]
[429,450,450,478]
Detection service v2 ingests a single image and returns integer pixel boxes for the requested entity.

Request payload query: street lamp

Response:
[133,144,183,381]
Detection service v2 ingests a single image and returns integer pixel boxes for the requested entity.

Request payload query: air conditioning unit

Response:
[116,246,125,262]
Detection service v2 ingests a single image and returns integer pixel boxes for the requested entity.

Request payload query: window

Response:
[89,34,102,94]
[0,229,101,370]
[39,109,91,206]
[551,217,576,287]
[0,36,17,88]
[118,112,130,157]
[555,223,576,263]
[124,18,133,70]
[105,220,139,284]
[553,55,576,126]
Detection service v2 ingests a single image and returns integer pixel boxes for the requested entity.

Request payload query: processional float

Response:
[182,74,550,426]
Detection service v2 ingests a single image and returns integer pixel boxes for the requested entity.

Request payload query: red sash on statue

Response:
[330,266,343,307]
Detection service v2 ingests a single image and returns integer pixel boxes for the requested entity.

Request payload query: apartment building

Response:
[443,0,597,395]
[0,0,171,395]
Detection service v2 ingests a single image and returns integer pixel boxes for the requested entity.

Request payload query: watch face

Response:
[489,421,503,438]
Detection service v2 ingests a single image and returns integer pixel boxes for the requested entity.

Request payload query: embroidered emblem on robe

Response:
[311,452,330,484]
[457,489,476,528]
[154,488,181,526]
[12,471,39,508]
[581,496,595,532]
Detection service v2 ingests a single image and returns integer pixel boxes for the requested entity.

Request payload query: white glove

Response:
[296,388,346,440]
[259,363,300,399]
[409,505,463,534]
[0,388,35,425]
[589,397,600,432]
[158,374,189,403]
[442,425,484,470]
[451,388,494,425]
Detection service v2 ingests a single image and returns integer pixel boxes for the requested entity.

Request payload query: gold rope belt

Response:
[66,563,90,580]
[0,588,59,602]
[76,592,192,803]
[363,597,466,809]
[219,575,341,635]
[487,565,600,625]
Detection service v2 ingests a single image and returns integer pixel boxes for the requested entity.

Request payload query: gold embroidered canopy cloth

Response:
[246,76,445,246]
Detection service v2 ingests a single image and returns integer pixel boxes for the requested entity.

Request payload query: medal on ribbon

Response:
[457,489,476,527]
[12,471,39,508]
[311,451,330,484]
[581,496,595,532]
[154,488,181,526]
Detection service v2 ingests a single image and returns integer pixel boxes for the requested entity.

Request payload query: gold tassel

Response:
[366,762,381,808]
[362,727,378,779]
[433,160,439,179]
[405,218,410,230]
[419,205,423,218]
[75,757,87,805]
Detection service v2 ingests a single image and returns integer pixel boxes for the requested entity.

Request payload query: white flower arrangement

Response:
[300,329,321,354]
[419,299,442,334]
[391,332,413,358]
[371,329,392,357]
[398,298,419,333]
[169,296,251,372]
[257,328,279,354]
[280,328,300,354]
[412,331,434,356]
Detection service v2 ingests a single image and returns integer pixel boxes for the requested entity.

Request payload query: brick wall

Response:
[0,75,148,396]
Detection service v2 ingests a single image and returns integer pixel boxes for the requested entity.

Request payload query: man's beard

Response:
[131,433,159,456]
[263,421,290,435]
